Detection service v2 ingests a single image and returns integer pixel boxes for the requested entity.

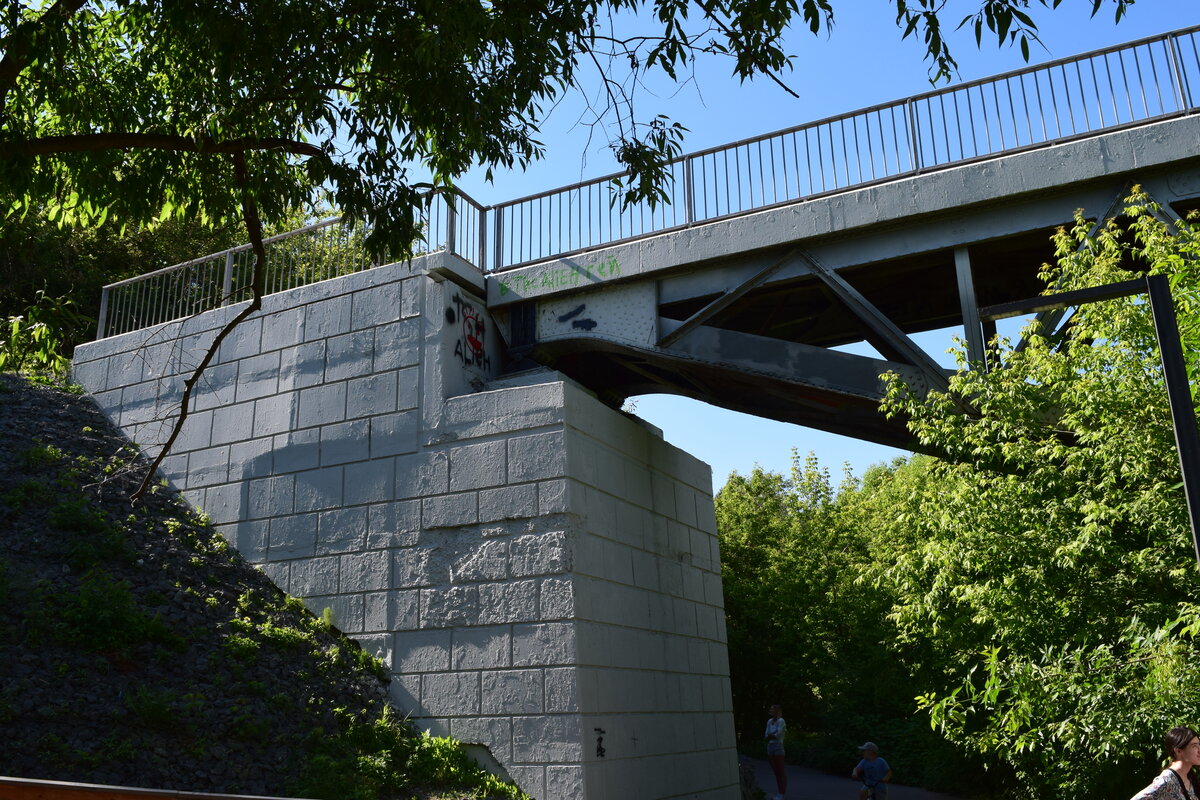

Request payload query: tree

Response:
[2,0,1138,248]
[877,195,1200,799]
[0,210,242,325]
[716,453,983,793]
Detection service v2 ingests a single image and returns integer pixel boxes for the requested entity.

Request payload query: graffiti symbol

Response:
[557,304,586,323]
[572,318,598,331]
[449,293,491,370]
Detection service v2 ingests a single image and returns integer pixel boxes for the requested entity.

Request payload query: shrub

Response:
[0,291,90,382]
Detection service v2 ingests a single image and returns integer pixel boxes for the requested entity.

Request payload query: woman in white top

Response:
[764,704,787,800]
[1130,726,1200,800]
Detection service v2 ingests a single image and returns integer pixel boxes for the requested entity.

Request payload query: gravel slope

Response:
[0,373,395,795]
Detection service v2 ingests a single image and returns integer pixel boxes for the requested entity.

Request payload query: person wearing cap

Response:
[852,741,892,799]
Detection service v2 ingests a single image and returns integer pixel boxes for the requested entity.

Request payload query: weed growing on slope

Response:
[55,568,181,655]
[20,441,63,470]
[293,707,529,800]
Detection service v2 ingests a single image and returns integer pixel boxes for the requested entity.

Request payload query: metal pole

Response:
[95,287,109,340]
[905,99,922,171]
[1166,33,1191,111]
[494,206,505,271]
[684,156,696,225]
[221,252,234,305]
[445,194,457,256]
[1145,273,1200,571]
[478,206,489,273]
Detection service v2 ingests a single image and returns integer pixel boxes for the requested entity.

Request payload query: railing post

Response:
[493,206,505,271]
[96,287,109,340]
[221,251,234,305]
[905,99,922,171]
[478,207,489,272]
[445,193,457,256]
[684,156,696,225]
[1167,33,1194,111]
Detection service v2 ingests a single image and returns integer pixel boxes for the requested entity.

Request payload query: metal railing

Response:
[491,24,1200,270]
[97,25,1200,338]
[0,775,315,800]
[96,191,485,339]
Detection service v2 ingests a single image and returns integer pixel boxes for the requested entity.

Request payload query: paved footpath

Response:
[750,759,966,800]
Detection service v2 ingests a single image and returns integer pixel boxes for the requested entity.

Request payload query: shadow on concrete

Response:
[750,758,967,800]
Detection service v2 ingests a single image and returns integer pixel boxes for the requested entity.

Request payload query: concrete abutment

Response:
[72,253,738,800]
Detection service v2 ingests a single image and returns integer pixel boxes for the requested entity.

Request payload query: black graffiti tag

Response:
[448,293,491,370]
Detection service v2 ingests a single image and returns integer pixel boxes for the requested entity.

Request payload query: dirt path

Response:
[750,759,967,800]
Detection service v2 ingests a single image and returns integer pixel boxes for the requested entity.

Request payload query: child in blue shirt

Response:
[851,741,892,799]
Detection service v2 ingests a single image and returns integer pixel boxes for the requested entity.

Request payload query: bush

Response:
[0,291,90,382]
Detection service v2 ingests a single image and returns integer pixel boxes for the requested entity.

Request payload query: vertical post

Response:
[96,286,110,340]
[445,193,457,257]
[906,99,922,172]
[478,205,489,273]
[222,251,235,305]
[955,247,987,369]
[1167,33,1193,111]
[494,206,506,272]
[683,156,696,225]
[1146,273,1200,571]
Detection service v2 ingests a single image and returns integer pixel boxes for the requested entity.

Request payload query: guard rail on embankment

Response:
[0,776,314,800]
[96,24,1200,340]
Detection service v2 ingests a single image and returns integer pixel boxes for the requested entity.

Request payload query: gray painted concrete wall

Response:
[72,252,738,800]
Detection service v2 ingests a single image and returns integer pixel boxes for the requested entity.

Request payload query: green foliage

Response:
[293,707,529,800]
[259,620,316,652]
[0,210,242,325]
[1,0,1104,271]
[872,194,1200,798]
[222,634,260,664]
[2,478,50,515]
[125,686,178,730]
[716,194,1200,798]
[49,496,108,535]
[56,568,177,655]
[716,452,974,791]
[19,440,63,470]
[0,291,88,381]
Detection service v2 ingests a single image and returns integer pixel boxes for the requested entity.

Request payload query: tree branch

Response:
[703,13,800,98]
[131,151,268,504]
[0,132,324,159]
[0,0,89,109]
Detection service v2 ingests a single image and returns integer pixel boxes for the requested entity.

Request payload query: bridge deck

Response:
[497,116,1200,447]
[92,26,1200,448]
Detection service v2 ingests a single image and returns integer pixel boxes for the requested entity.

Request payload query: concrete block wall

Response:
[72,252,738,800]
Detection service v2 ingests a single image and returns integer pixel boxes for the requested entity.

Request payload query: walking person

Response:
[851,741,892,799]
[764,704,787,800]
[1130,726,1200,799]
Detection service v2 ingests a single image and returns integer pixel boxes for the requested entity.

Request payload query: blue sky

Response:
[453,2,1200,491]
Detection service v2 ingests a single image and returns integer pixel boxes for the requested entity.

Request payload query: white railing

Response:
[96,192,486,339]
[490,24,1200,270]
[98,25,1200,338]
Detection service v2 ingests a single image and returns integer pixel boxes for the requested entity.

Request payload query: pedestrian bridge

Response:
[74,25,1200,800]
[97,24,1200,449]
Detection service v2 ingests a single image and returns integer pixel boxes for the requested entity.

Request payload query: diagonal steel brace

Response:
[657,245,802,349]
[794,247,950,392]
